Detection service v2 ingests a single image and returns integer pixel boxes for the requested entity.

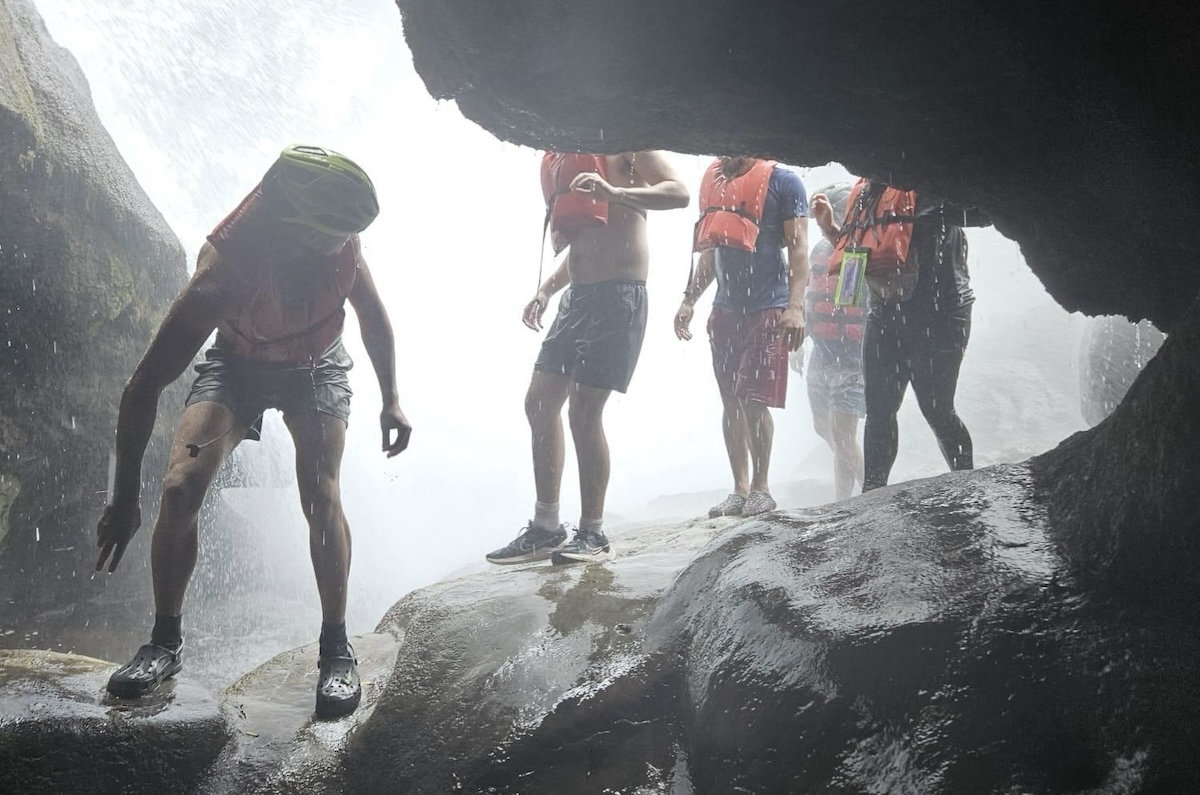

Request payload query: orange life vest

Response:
[806,240,865,343]
[208,185,358,364]
[831,179,917,274]
[541,153,609,254]
[693,159,777,252]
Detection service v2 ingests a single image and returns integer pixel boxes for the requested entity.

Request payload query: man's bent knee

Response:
[159,467,211,520]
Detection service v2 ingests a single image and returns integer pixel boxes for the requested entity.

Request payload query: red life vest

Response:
[541,153,609,254]
[208,185,358,364]
[831,179,917,274]
[806,240,865,343]
[693,159,777,252]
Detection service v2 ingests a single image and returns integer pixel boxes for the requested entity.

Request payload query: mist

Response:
[36,0,1086,679]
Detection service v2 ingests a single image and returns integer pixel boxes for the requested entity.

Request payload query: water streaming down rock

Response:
[23,0,1094,689]
[8,0,1198,791]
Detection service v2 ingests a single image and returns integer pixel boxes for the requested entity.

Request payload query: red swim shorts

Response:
[708,306,790,408]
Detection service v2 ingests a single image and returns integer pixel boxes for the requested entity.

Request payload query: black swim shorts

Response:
[534,279,648,393]
[185,338,353,440]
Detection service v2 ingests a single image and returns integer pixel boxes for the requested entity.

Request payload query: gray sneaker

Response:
[486,523,569,564]
[708,493,746,518]
[551,528,613,565]
[742,491,777,516]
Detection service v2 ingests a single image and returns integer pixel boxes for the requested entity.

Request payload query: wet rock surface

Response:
[345,519,728,794]
[655,466,1200,793]
[394,0,1200,333]
[0,0,187,651]
[0,634,402,795]
[0,649,228,795]
[199,632,400,795]
[1034,292,1200,612]
[5,480,1199,793]
[335,468,1200,793]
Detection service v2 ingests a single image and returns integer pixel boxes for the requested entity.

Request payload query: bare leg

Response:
[720,395,751,496]
[285,410,350,624]
[829,411,863,501]
[526,371,571,505]
[567,382,612,523]
[744,401,774,494]
[152,402,248,617]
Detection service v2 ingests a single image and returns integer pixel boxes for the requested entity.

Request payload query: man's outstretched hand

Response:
[381,404,412,458]
[95,498,141,573]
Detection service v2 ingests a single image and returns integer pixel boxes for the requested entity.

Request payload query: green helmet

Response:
[262,144,379,237]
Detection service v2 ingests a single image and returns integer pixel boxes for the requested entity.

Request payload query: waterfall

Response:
[35,0,1089,686]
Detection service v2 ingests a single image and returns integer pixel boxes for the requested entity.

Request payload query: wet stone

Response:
[0,648,229,795]
[197,632,401,795]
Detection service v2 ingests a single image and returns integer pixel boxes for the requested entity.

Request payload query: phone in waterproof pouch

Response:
[835,247,868,307]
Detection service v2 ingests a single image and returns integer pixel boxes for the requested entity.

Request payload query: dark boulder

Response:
[344,520,729,794]
[394,0,1200,332]
[0,0,187,651]
[336,469,1200,793]
[0,649,228,795]
[654,467,1200,793]
[1033,292,1200,612]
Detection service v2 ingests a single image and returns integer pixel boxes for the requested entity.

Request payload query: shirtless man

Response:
[96,145,411,718]
[486,151,689,565]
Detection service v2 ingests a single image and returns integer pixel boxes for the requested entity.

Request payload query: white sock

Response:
[579,517,604,536]
[533,501,560,532]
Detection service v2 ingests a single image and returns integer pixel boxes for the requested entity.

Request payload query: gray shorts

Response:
[807,349,866,418]
[185,339,353,441]
[534,280,648,393]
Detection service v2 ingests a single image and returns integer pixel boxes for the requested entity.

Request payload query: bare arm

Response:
[683,250,717,306]
[347,249,411,457]
[810,194,841,244]
[779,216,810,352]
[569,150,691,212]
[784,216,810,312]
[111,243,226,505]
[619,150,690,210]
[96,243,225,571]
[539,253,572,300]
[348,251,397,409]
[524,253,571,331]
[674,250,716,341]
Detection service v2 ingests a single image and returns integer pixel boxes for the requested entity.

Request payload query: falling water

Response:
[36,0,1091,686]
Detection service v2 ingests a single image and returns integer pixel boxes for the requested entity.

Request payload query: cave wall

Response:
[1033,292,1200,610]
[392,0,1200,606]
[394,0,1200,331]
[0,0,187,637]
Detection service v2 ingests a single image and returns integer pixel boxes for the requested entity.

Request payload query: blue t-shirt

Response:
[713,166,808,311]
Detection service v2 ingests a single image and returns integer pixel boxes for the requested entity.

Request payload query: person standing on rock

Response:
[810,178,988,490]
[95,145,411,718]
[674,156,809,518]
[485,151,689,566]
[795,182,866,502]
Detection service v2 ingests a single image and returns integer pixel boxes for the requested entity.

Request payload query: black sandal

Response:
[315,644,361,720]
[106,641,184,699]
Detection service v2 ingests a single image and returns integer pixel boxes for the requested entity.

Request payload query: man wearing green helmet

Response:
[95,145,411,719]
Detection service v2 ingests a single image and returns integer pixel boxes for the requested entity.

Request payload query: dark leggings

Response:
[862,302,973,491]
